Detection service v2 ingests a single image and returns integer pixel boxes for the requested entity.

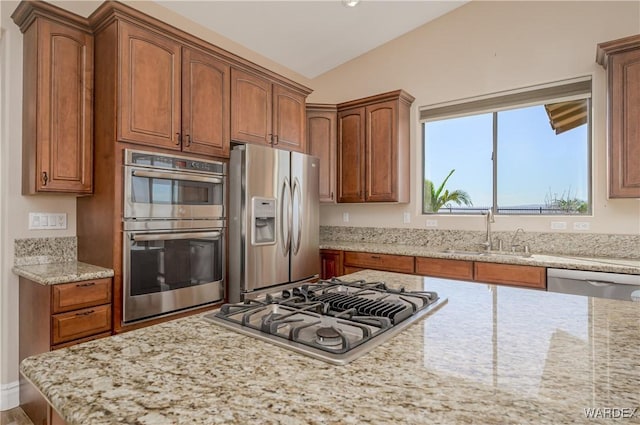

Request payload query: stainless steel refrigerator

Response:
[229,144,320,302]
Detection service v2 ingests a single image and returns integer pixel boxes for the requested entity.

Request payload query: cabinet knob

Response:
[76,282,96,288]
[273,135,279,145]
[75,310,95,317]
[175,133,182,145]
[185,134,191,147]
[41,171,48,186]
[330,192,334,200]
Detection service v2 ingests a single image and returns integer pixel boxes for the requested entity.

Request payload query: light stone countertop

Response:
[20,270,640,425]
[320,241,640,274]
[12,261,114,285]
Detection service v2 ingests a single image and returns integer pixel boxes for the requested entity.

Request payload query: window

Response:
[421,78,591,215]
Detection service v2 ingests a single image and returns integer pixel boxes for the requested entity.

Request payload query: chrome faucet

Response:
[481,208,495,251]
[510,228,525,251]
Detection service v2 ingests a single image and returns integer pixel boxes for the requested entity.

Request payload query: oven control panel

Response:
[126,150,225,174]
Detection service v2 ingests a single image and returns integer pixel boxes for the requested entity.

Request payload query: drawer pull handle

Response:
[370,255,381,259]
[76,282,96,288]
[75,310,95,316]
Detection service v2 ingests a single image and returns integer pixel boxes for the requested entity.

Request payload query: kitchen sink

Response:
[441,249,488,256]
[441,248,532,258]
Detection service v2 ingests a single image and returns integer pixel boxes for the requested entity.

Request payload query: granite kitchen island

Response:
[20,270,640,424]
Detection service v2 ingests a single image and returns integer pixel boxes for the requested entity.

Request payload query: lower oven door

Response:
[123,228,225,323]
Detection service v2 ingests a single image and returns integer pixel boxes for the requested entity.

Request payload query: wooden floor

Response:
[0,408,33,425]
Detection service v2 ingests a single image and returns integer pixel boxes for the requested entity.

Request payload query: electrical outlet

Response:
[403,212,411,224]
[342,212,350,223]
[550,221,567,230]
[573,222,590,231]
[426,219,438,227]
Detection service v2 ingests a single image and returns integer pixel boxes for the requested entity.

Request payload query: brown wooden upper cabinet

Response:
[307,104,338,203]
[12,2,94,194]
[231,68,308,153]
[597,34,640,198]
[118,22,230,157]
[337,90,414,203]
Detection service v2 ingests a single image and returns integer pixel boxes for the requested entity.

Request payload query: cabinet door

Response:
[415,257,473,280]
[337,107,365,202]
[231,68,272,145]
[609,48,640,197]
[182,47,230,157]
[474,263,546,289]
[31,19,93,194]
[273,84,306,152]
[366,100,398,201]
[343,251,414,274]
[119,22,181,149]
[307,108,337,202]
[320,250,343,279]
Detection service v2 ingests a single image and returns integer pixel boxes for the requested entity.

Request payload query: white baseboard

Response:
[0,381,20,411]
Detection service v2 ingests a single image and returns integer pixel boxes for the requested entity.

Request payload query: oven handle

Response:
[131,231,222,242]
[131,169,223,184]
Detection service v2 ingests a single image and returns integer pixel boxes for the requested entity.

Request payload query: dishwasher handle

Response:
[586,280,616,287]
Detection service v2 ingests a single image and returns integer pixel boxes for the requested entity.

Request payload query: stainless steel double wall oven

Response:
[122,149,226,323]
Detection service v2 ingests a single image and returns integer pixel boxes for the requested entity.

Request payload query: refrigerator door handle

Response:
[280,177,292,256]
[292,177,302,255]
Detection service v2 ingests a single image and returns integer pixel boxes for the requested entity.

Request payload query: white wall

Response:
[0,0,313,409]
[309,1,640,236]
[0,0,79,408]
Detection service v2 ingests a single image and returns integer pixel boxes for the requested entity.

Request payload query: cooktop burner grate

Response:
[308,292,411,324]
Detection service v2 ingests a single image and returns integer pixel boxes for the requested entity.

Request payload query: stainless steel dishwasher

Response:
[547,268,640,302]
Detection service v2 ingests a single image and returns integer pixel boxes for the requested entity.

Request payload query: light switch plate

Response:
[426,219,438,227]
[403,212,411,224]
[550,221,567,230]
[342,212,350,223]
[29,213,67,230]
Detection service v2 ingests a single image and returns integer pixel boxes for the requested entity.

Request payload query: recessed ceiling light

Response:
[342,0,360,7]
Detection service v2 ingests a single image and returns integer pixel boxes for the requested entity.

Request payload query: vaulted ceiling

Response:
[156,1,468,79]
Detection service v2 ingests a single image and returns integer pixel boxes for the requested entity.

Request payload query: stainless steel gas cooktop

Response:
[204,278,447,365]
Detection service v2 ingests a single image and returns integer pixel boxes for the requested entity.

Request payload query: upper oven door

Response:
[124,166,225,220]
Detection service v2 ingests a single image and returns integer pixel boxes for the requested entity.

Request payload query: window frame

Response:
[420,77,593,216]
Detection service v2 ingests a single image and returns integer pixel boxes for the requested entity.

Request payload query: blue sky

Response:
[424,104,589,209]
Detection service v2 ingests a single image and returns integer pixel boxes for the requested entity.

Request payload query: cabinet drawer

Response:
[343,251,414,273]
[52,278,112,313]
[51,304,112,345]
[415,257,473,280]
[474,263,546,289]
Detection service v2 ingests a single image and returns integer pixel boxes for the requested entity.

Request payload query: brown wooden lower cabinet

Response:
[474,262,546,289]
[331,249,547,289]
[19,276,113,425]
[320,249,344,279]
[343,251,414,273]
[415,257,473,280]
